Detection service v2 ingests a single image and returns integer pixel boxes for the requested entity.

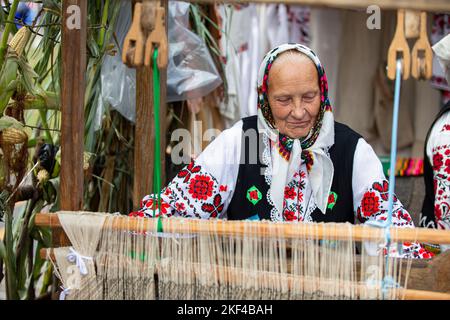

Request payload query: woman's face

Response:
[267,52,321,139]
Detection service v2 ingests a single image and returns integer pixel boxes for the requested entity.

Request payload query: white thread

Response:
[59,286,71,300]
[66,247,93,276]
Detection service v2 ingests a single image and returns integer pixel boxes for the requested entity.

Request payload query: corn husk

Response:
[0,127,28,145]
[0,52,19,112]
[0,27,32,114]
[9,26,31,56]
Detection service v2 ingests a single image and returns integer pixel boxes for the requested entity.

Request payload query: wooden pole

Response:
[60,0,87,211]
[160,0,168,187]
[133,63,154,209]
[132,0,167,210]
[35,212,450,245]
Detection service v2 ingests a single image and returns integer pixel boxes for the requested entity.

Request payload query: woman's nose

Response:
[291,99,306,118]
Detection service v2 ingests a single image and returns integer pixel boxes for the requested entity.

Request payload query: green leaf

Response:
[0,59,19,112]
[0,115,25,131]
[87,33,100,59]
[0,239,6,260]
[39,262,53,296]
[16,54,39,95]
[32,242,45,280]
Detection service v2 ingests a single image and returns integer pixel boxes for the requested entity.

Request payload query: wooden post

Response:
[60,0,87,211]
[133,0,167,210]
[160,0,168,187]
[58,0,87,245]
[134,64,153,209]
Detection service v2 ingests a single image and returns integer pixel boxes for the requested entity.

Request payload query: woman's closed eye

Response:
[276,97,292,105]
[303,93,317,102]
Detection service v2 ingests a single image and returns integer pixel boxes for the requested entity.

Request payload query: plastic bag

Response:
[100,1,222,124]
[101,0,136,123]
[167,2,222,102]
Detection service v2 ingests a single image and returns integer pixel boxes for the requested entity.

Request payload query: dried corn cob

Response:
[0,127,28,145]
[0,27,32,113]
[8,26,31,56]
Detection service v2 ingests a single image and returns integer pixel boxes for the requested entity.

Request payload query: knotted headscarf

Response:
[256,43,335,215]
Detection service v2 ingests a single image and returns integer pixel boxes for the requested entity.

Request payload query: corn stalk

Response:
[0,0,227,299]
[0,0,125,300]
[0,0,19,67]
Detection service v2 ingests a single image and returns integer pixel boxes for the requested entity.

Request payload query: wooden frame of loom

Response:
[43,0,450,300]
[35,212,450,244]
[36,212,450,300]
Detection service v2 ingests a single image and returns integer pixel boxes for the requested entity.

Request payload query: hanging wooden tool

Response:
[122,2,146,67]
[144,5,168,69]
[411,12,433,80]
[122,0,168,68]
[388,10,433,81]
[387,9,411,80]
[404,10,421,39]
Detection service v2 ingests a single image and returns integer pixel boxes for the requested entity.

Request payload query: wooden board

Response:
[132,0,168,210]
[169,0,450,12]
[35,212,450,297]
[35,213,450,245]
[60,0,87,211]
[38,247,450,298]
[133,65,154,209]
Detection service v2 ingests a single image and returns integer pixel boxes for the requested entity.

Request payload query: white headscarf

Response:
[256,43,335,215]
[432,33,450,84]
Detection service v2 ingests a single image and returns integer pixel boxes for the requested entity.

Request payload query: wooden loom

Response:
[35,212,450,300]
[40,0,450,300]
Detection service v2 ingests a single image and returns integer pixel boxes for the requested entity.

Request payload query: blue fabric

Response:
[15,3,38,28]
[246,214,260,221]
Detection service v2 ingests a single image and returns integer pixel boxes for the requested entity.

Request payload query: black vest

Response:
[420,101,450,229]
[226,116,362,223]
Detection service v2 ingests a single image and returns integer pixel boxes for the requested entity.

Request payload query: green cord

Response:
[152,48,163,233]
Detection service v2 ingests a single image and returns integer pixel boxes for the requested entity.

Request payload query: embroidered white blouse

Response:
[132,120,432,259]
[424,110,450,252]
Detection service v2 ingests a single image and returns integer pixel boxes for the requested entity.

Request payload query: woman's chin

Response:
[284,129,310,139]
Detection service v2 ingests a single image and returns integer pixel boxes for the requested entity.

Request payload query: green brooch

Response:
[327,191,338,210]
[246,186,262,205]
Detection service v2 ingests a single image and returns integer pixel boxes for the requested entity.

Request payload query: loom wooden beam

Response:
[38,248,450,300]
[129,0,450,12]
[60,0,87,211]
[35,212,450,245]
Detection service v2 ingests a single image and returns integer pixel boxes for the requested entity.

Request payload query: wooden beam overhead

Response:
[137,0,450,12]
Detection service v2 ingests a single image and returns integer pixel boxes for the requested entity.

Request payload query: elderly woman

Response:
[132,43,431,259]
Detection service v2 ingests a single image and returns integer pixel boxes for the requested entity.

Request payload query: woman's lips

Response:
[287,120,310,127]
